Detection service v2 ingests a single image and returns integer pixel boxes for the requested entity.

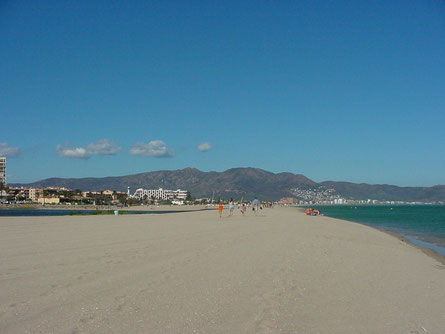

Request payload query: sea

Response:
[309,205,445,256]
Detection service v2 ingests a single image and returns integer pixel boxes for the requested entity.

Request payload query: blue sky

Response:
[1,0,444,186]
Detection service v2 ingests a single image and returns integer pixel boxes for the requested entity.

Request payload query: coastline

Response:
[384,230,445,266]
[1,206,445,333]
[298,205,445,265]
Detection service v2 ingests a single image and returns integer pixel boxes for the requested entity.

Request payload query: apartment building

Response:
[8,187,43,202]
[0,157,6,186]
[132,188,189,201]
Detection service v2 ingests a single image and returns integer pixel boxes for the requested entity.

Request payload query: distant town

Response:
[1,157,192,206]
[0,184,193,207]
[280,186,443,205]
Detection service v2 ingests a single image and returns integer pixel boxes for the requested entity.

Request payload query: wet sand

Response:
[1,207,444,333]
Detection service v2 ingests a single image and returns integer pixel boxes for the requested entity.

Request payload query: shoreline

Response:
[297,206,445,266]
[382,229,445,266]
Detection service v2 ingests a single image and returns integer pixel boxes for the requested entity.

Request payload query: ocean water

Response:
[309,205,445,256]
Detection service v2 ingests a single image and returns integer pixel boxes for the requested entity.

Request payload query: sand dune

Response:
[1,207,444,333]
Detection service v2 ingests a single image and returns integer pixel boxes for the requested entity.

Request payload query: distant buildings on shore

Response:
[281,187,445,205]
[0,157,6,186]
[131,188,189,201]
[0,182,191,206]
[280,196,444,206]
[1,186,43,203]
[0,186,126,205]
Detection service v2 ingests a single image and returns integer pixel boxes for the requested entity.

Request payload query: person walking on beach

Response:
[241,203,247,216]
[218,204,223,218]
[228,198,235,217]
[252,197,259,216]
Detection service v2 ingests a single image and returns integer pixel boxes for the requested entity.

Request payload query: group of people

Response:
[306,208,322,216]
[218,197,261,218]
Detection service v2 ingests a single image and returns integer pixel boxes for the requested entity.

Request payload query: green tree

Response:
[127,198,142,206]
[15,195,26,202]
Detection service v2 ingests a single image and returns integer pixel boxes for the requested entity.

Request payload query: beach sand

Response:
[1,207,444,334]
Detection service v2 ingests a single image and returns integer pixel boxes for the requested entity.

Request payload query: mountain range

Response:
[11,167,445,202]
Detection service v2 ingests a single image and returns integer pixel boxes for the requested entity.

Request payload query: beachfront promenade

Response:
[1,207,444,333]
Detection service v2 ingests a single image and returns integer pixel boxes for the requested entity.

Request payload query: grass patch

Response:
[10,205,38,210]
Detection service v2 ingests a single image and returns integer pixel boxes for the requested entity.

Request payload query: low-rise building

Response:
[280,197,297,205]
[38,197,60,205]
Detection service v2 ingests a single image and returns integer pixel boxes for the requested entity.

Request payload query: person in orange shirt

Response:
[218,204,223,218]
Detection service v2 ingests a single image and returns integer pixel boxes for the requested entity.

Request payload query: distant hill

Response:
[10,167,445,202]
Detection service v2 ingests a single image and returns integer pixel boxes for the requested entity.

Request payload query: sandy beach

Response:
[1,207,444,334]
[0,204,212,212]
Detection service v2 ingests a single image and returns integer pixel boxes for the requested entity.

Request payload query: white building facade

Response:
[0,157,6,185]
[132,188,189,201]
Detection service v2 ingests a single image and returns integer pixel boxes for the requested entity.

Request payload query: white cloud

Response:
[130,140,174,158]
[86,139,121,155]
[56,145,91,159]
[56,139,121,159]
[0,143,22,158]
[197,142,212,152]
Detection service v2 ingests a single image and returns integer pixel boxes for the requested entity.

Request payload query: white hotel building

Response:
[132,188,189,201]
